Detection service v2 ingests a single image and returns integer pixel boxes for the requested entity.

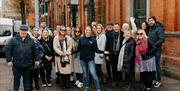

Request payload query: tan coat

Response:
[53,35,73,74]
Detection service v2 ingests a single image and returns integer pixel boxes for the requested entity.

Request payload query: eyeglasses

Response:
[137,33,143,35]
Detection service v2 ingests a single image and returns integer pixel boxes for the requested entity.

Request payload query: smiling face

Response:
[42,29,49,39]
[124,30,131,39]
[60,27,66,36]
[136,29,145,40]
[74,28,81,36]
[148,18,156,26]
[113,24,120,32]
[141,22,147,30]
[85,26,92,37]
[96,24,103,34]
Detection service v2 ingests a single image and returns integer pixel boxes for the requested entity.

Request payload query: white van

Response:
[0,18,14,53]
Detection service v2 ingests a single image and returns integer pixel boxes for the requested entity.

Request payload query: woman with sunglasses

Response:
[53,26,73,89]
[135,29,156,91]
[72,27,83,88]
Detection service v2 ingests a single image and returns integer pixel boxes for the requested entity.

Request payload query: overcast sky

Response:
[0,0,1,7]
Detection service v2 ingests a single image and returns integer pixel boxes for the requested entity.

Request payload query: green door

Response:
[134,0,147,27]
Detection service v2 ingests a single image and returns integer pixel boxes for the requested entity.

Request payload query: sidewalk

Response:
[0,58,180,91]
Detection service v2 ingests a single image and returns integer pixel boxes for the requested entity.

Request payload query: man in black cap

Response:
[5,25,39,91]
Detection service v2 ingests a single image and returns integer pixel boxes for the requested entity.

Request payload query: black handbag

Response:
[141,54,152,60]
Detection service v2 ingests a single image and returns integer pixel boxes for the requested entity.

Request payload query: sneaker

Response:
[75,80,80,86]
[84,87,89,91]
[77,82,83,88]
[154,82,161,88]
[144,88,151,91]
[47,83,52,87]
[42,84,47,87]
[152,80,157,85]
[35,85,41,90]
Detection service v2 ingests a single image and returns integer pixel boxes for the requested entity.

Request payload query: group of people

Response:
[5,16,164,91]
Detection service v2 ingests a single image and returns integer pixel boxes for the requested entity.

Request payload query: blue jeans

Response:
[13,66,31,91]
[154,50,162,82]
[80,60,100,90]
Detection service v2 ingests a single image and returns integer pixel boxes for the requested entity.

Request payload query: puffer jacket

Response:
[147,22,165,50]
[5,34,39,67]
[122,37,136,73]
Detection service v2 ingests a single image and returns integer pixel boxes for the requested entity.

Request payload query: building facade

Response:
[40,0,180,80]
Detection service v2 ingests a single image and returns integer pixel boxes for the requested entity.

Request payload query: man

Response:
[104,22,114,80]
[66,26,72,37]
[39,22,53,36]
[105,23,124,86]
[147,16,165,88]
[5,25,39,91]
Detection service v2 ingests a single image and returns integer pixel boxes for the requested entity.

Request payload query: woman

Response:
[77,26,103,91]
[39,29,54,87]
[117,30,136,89]
[53,26,73,89]
[29,27,42,90]
[135,29,156,91]
[94,24,107,83]
[72,27,83,88]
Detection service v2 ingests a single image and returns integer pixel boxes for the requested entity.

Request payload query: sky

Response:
[0,0,1,7]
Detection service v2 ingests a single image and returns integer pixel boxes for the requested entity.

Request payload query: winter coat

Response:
[147,22,165,50]
[5,34,39,67]
[95,33,106,64]
[53,35,73,74]
[121,37,136,73]
[39,36,54,70]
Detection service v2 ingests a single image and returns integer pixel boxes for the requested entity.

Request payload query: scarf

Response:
[117,39,127,71]
[135,38,148,64]
[113,32,120,53]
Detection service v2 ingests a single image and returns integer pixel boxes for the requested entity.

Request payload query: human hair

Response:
[148,16,157,23]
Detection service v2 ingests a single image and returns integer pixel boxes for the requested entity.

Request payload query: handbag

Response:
[141,54,152,60]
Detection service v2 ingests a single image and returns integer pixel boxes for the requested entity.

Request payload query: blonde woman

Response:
[94,24,107,83]
[136,29,156,91]
[53,26,73,89]
[77,26,103,91]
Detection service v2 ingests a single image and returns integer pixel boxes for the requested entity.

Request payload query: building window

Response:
[134,0,147,27]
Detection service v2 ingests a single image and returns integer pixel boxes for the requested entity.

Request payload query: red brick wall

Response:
[176,1,180,31]
[162,35,180,80]
[150,0,180,80]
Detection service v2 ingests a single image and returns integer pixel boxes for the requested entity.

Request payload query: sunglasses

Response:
[75,31,80,33]
[61,29,66,31]
[137,33,143,35]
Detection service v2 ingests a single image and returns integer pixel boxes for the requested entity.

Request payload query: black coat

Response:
[39,36,54,69]
[122,37,136,73]
[105,31,124,55]
[5,34,39,67]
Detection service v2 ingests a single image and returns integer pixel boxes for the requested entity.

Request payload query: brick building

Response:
[41,0,180,80]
